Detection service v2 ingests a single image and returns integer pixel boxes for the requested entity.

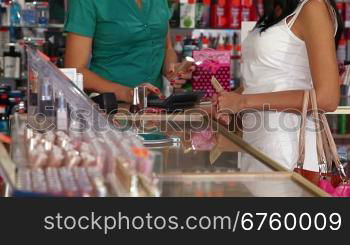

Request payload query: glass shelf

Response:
[0,24,64,29]
[171,27,241,31]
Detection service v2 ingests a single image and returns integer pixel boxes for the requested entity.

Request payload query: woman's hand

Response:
[212,92,246,125]
[215,91,246,114]
[165,63,195,89]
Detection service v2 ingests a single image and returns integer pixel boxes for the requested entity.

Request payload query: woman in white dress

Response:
[216,0,343,172]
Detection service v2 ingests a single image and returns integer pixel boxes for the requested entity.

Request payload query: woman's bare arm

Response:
[64,33,133,102]
[218,0,340,113]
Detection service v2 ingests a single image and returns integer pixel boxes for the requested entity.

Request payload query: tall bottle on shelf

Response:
[180,0,196,28]
[226,0,241,29]
[168,0,181,28]
[174,35,183,60]
[195,0,211,28]
[9,0,22,26]
[3,42,21,79]
[211,0,227,28]
[241,0,253,22]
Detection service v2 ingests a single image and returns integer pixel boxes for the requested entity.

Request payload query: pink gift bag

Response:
[192,50,231,98]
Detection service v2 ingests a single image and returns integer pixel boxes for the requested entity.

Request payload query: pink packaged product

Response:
[192,50,231,98]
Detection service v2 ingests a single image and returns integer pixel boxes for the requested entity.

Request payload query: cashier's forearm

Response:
[76,67,132,102]
[164,47,178,72]
[77,68,121,92]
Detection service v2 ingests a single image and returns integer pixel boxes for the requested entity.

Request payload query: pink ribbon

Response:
[202,59,221,74]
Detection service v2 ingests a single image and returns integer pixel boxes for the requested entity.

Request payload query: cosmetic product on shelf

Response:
[256,0,264,17]
[211,0,227,28]
[0,105,9,135]
[0,28,9,64]
[169,0,181,28]
[202,36,209,48]
[22,1,37,26]
[196,0,211,28]
[227,0,241,29]
[182,36,198,58]
[174,35,183,60]
[241,0,253,22]
[337,35,347,63]
[3,43,21,79]
[217,34,226,50]
[180,0,196,28]
[36,1,50,26]
[9,0,22,26]
[338,114,348,135]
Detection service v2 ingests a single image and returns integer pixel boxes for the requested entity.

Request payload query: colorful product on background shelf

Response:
[174,35,183,60]
[169,0,181,28]
[36,1,49,26]
[336,1,345,21]
[3,43,21,79]
[211,0,227,28]
[182,36,199,58]
[346,1,350,28]
[256,0,264,17]
[180,0,196,28]
[337,34,347,63]
[21,2,37,25]
[241,0,253,22]
[0,105,9,135]
[227,0,241,29]
[195,0,211,28]
[9,0,22,26]
[338,114,348,135]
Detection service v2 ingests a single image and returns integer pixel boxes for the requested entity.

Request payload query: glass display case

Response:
[115,116,328,197]
[0,47,329,197]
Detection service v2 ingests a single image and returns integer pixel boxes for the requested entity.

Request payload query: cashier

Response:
[64,0,192,103]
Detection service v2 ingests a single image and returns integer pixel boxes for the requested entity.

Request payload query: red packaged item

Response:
[241,0,253,22]
[211,0,227,28]
[336,1,345,20]
[226,0,241,29]
[192,50,231,98]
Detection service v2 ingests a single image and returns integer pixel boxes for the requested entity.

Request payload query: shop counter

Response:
[114,115,329,197]
[0,47,329,197]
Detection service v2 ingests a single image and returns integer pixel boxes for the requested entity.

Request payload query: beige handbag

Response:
[294,89,349,196]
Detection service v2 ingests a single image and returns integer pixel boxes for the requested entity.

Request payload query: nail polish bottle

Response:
[130,87,140,114]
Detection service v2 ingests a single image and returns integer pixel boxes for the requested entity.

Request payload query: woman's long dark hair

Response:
[255,0,344,44]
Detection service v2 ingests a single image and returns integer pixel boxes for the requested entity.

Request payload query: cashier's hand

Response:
[165,63,195,89]
[139,83,164,98]
[113,83,163,103]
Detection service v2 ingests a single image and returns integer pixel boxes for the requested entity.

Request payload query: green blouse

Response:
[64,0,171,88]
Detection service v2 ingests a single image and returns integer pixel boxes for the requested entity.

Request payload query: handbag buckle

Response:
[318,159,328,177]
[296,161,304,169]
[337,165,348,183]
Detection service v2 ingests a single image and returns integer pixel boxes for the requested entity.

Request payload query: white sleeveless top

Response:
[240,0,338,173]
[242,0,337,94]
